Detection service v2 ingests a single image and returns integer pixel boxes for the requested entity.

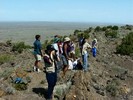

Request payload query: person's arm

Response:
[87,43,92,49]
[54,50,60,62]
[56,55,60,62]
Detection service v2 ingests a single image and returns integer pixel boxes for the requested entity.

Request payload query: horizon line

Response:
[0,20,131,25]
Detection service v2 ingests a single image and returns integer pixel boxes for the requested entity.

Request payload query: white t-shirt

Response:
[52,43,59,56]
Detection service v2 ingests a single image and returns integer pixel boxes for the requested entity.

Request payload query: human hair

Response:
[35,35,41,40]
[82,38,86,46]
[81,33,83,37]
[45,50,49,55]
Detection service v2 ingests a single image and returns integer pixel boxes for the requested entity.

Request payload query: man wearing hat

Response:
[52,35,60,56]
[92,37,98,57]
[62,37,71,76]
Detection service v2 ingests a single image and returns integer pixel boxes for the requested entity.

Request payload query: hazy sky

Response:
[0,0,133,24]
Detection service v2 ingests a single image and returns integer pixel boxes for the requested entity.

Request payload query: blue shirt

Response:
[33,40,42,55]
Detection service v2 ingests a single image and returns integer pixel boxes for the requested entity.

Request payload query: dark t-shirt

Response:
[33,40,42,55]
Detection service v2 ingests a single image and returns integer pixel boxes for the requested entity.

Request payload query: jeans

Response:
[82,53,89,71]
[46,72,57,99]
[92,47,97,57]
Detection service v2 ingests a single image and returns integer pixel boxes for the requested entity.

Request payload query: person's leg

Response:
[83,53,88,71]
[34,55,38,71]
[86,53,89,69]
[94,48,97,57]
[71,52,75,61]
[35,54,42,72]
[80,47,82,56]
[56,54,63,73]
[62,55,69,76]
[46,73,57,99]
[63,65,69,76]
[61,55,68,76]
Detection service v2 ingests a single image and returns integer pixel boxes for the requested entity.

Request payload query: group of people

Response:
[78,33,98,71]
[33,34,97,100]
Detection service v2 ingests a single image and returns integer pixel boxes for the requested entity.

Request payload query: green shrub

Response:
[105,31,118,38]
[83,33,90,39]
[74,30,82,35]
[13,83,27,91]
[0,54,12,65]
[84,27,92,34]
[125,25,132,30]
[102,26,107,31]
[6,40,12,46]
[77,33,82,38]
[106,84,118,96]
[116,32,133,55]
[95,26,101,32]
[75,47,80,57]
[42,39,55,49]
[12,42,31,53]
[107,25,113,29]
[42,40,49,49]
[112,26,119,30]
[106,79,120,96]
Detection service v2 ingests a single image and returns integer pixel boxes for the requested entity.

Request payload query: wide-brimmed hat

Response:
[64,37,70,42]
[94,38,97,42]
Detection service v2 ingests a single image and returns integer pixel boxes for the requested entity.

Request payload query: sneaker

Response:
[37,69,41,73]
[33,66,37,72]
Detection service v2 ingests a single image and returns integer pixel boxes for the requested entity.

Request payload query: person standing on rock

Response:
[52,35,62,73]
[62,37,72,76]
[82,38,92,71]
[78,33,84,55]
[43,45,60,100]
[92,36,98,57]
[33,35,42,72]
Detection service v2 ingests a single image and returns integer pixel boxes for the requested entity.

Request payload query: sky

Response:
[0,0,133,24]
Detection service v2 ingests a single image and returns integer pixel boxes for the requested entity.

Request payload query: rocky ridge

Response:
[0,25,133,100]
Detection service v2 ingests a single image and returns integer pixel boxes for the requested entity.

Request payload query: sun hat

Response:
[53,37,60,43]
[94,38,97,42]
[64,37,70,42]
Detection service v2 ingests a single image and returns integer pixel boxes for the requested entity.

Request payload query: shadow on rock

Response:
[32,87,47,99]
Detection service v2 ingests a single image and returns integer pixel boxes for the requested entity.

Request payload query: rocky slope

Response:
[0,25,133,100]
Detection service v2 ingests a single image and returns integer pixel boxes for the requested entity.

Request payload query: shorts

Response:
[61,55,68,66]
[34,54,42,61]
